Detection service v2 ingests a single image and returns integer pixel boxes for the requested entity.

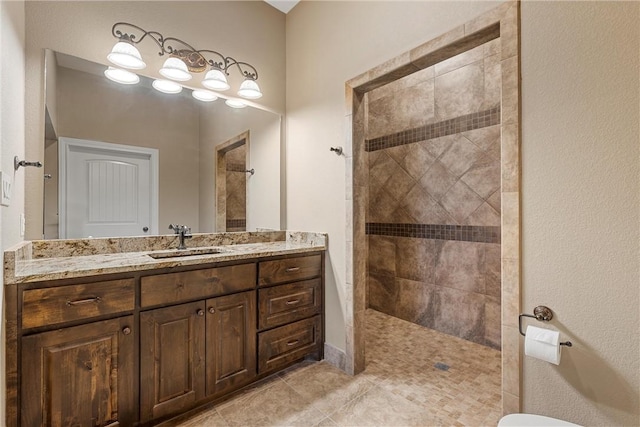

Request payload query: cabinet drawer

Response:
[258,254,321,286]
[22,279,135,330]
[258,279,322,330]
[258,315,322,374]
[141,263,256,308]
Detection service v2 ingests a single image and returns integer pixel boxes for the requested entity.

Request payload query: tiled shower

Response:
[225,144,247,232]
[365,38,502,349]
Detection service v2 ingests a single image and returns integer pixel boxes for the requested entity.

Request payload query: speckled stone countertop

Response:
[4,231,327,285]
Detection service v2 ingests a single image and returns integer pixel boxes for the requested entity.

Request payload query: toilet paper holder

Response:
[519,306,573,347]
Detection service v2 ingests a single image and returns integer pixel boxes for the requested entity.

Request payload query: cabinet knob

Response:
[197,309,205,316]
[122,327,131,335]
[208,307,216,314]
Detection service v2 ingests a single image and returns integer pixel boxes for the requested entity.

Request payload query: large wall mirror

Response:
[42,49,283,239]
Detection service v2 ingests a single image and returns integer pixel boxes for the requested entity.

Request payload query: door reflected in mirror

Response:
[42,50,282,239]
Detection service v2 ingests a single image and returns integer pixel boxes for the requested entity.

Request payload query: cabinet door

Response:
[206,291,257,396]
[140,301,206,423]
[21,316,135,427]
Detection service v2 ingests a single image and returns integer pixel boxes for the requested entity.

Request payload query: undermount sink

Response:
[148,247,227,259]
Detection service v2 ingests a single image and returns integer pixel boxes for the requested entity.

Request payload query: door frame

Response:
[344,1,521,414]
[58,137,159,238]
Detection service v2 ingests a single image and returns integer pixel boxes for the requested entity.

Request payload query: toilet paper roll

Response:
[524,325,562,365]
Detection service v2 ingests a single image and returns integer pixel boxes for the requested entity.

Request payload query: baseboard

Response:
[323,342,347,372]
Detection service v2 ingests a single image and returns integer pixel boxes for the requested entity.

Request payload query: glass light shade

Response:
[152,79,183,94]
[202,69,230,91]
[225,99,247,109]
[104,67,140,85]
[237,79,263,99]
[159,57,192,81]
[192,90,218,102]
[107,41,146,70]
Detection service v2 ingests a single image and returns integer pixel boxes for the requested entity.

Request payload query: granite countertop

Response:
[4,231,327,285]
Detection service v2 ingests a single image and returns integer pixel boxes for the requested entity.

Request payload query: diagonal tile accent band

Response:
[366,223,500,244]
[365,106,501,152]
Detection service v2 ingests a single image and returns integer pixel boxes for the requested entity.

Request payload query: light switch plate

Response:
[0,171,12,206]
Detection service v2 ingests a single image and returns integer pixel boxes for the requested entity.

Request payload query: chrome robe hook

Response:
[14,156,43,170]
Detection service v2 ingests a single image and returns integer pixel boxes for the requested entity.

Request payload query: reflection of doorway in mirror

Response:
[58,137,159,238]
[225,145,247,231]
[215,131,250,232]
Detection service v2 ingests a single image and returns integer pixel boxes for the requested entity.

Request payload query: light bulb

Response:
[159,57,192,81]
[152,79,182,94]
[225,99,247,109]
[104,67,140,85]
[192,90,219,102]
[107,41,146,70]
[237,79,262,99]
[202,68,230,91]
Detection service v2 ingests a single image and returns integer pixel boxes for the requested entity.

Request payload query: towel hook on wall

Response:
[330,146,343,156]
[14,156,43,170]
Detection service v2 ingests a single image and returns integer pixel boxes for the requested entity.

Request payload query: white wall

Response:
[521,2,639,425]
[0,0,26,421]
[286,1,640,425]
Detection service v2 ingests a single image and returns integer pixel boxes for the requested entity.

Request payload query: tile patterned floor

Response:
[175,309,502,427]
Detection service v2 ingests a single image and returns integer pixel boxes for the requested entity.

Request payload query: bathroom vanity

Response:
[4,231,326,426]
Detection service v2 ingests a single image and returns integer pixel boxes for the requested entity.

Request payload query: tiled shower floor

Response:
[173,309,502,427]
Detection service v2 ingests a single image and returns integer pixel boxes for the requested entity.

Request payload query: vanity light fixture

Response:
[237,79,262,100]
[107,41,146,70]
[108,22,262,99]
[192,90,218,102]
[152,79,182,94]
[225,99,247,109]
[159,57,192,81]
[104,67,140,85]
[202,68,231,91]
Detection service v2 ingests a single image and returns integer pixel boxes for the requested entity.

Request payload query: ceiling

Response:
[264,0,300,14]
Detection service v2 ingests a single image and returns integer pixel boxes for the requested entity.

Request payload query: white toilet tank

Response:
[498,414,582,426]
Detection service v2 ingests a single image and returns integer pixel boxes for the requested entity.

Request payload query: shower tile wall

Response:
[366,39,502,349]
[225,145,247,232]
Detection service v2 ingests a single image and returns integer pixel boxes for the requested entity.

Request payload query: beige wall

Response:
[56,66,201,233]
[0,0,26,421]
[520,2,639,425]
[24,1,286,239]
[286,1,639,425]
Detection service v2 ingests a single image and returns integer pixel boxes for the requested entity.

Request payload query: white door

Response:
[59,137,158,239]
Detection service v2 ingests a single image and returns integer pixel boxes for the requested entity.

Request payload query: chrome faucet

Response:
[169,224,192,250]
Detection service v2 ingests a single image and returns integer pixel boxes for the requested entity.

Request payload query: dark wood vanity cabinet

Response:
[257,254,324,374]
[139,291,257,423]
[205,291,257,396]
[19,278,137,426]
[10,251,323,427]
[140,301,206,422]
[21,315,136,427]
